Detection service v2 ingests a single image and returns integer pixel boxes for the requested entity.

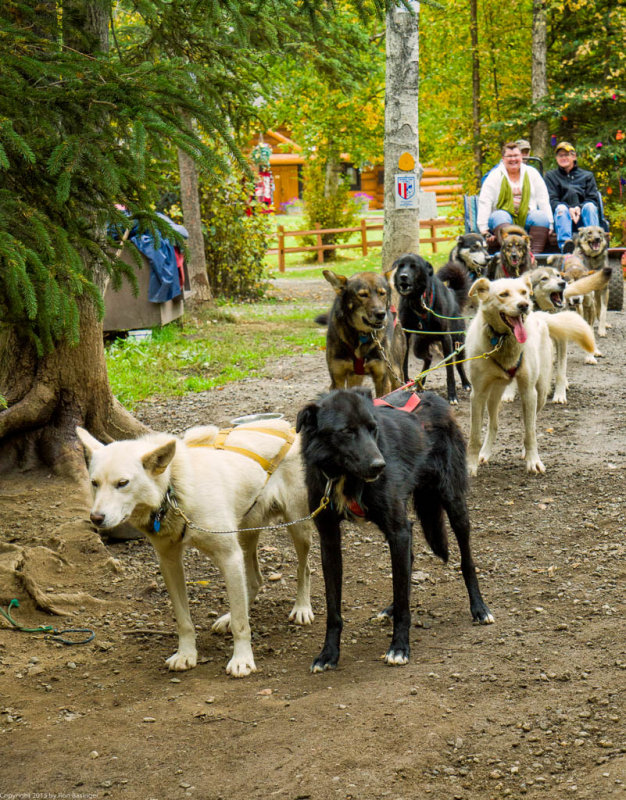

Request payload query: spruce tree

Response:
[0,0,389,476]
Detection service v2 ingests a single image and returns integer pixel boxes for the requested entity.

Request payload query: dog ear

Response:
[295,403,318,433]
[76,427,104,463]
[468,277,490,299]
[353,387,374,404]
[322,270,347,294]
[522,273,533,291]
[142,440,176,476]
[383,269,394,286]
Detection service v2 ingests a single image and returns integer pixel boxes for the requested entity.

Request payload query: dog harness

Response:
[487,331,524,379]
[187,426,296,478]
[350,306,399,375]
[149,427,296,537]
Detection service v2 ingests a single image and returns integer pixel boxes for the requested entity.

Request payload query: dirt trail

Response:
[0,282,624,800]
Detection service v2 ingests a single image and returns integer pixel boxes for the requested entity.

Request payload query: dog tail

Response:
[437,262,470,310]
[540,310,595,354]
[414,496,450,562]
[314,312,329,326]
[563,266,611,298]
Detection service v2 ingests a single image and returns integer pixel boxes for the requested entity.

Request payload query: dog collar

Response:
[150,486,180,534]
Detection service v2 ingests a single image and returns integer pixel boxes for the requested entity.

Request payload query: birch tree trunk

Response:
[469,0,483,190]
[178,144,213,302]
[531,0,549,159]
[382,3,421,271]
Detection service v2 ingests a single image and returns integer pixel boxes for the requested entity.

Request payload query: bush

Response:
[199,172,272,300]
[301,160,358,261]
[604,199,626,246]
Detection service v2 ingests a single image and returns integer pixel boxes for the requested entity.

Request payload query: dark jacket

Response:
[544,165,599,212]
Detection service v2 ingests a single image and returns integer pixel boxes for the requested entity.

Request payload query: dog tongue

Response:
[507,315,527,343]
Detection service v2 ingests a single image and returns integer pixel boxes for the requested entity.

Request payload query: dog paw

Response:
[226,652,256,678]
[448,397,459,406]
[584,354,598,365]
[593,349,604,358]
[472,606,495,625]
[526,457,546,474]
[384,648,409,666]
[467,462,478,477]
[289,605,315,625]
[311,646,339,672]
[551,392,567,404]
[597,329,607,338]
[212,613,231,634]
[166,650,198,671]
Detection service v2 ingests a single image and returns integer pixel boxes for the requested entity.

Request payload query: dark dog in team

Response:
[392,253,470,405]
[296,387,494,672]
[487,225,533,279]
[318,270,406,398]
[440,232,490,285]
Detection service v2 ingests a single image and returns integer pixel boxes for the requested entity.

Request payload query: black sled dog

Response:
[296,388,494,672]
[393,253,470,405]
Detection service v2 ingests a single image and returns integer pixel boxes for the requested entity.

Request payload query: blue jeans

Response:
[488,208,552,233]
[553,202,599,250]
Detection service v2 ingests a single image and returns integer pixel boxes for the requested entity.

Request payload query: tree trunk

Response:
[0,0,147,479]
[382,3,421,271]
[531,0,549,159]
[469,0,483,190]
[0,297,147,478]
[178,142,213,303]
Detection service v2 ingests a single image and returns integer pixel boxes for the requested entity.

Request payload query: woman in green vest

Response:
[477,141,553,253]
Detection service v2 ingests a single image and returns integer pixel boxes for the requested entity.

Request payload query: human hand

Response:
[569,206,581,224]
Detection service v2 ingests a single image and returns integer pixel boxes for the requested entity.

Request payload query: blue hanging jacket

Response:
[130,213,189,303]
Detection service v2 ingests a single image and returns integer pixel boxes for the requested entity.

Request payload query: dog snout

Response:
[374,310,386,323]
[364,456,386,481]
[517,301,530,313]
[90,512,106,527]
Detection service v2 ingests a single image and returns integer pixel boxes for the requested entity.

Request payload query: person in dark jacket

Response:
[544,141,601,254]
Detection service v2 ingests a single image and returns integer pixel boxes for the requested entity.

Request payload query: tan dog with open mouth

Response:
[465,275,594,474]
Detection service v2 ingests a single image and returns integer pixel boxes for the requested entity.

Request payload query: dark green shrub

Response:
[199,173,271,300]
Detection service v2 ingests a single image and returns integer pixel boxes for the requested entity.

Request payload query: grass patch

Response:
[106,303,327,409]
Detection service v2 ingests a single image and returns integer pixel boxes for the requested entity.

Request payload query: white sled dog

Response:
[466,275,594,475]
[77,420,314,677]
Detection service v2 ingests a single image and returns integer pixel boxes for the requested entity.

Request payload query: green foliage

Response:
[300,162,358,261]
[199,174,272,300]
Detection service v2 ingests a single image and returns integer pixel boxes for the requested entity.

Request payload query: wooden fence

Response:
[267,218,460,272]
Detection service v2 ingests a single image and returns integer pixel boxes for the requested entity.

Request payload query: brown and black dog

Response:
[488,225,533,279]
[319,270,406,397]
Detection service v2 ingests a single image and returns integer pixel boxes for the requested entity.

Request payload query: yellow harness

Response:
[187,426,296,478]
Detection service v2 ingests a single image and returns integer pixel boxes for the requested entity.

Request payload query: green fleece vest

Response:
[497,171,531,227]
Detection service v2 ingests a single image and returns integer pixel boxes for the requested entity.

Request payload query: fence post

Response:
[361,218,368,257]
[277,225,285,272]
[430,221,438,253]
[315,223,324,263]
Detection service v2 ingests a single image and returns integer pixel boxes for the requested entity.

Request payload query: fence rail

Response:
[267,218,461,272]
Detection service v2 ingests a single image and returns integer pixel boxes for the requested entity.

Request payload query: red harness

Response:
[373,380,421,412]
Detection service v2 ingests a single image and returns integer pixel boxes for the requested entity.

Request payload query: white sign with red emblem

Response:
[394,172,419,209]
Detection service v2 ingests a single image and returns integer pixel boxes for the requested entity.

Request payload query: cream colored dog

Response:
[466,275,595,475]
[528,266,598,401]
[77,421,314,677]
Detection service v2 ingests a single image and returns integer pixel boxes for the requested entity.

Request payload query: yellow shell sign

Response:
[398,152,415,171]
